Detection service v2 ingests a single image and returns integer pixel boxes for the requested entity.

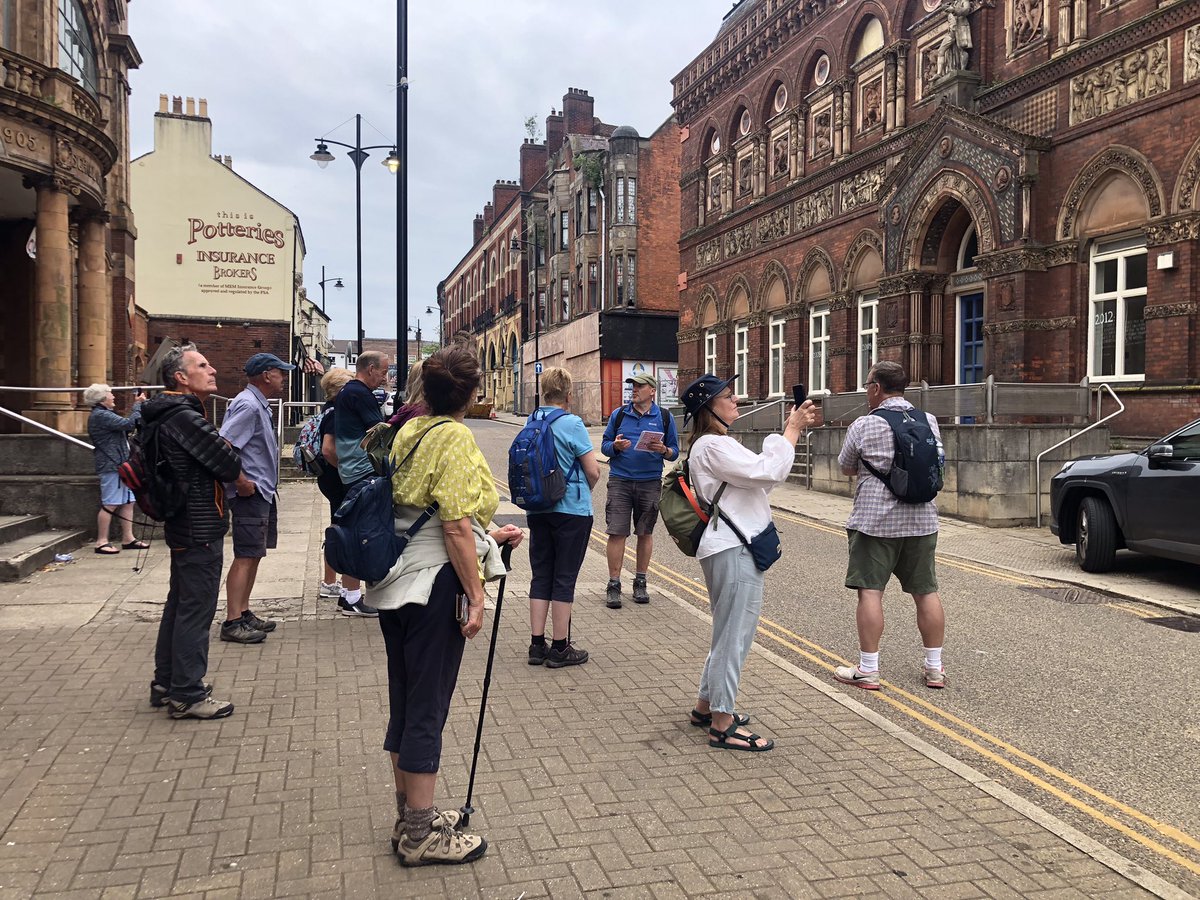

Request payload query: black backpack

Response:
[860,407,944,504]
[118,407,188,521]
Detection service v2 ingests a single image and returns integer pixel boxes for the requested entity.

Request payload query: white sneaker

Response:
[318,581,341,598]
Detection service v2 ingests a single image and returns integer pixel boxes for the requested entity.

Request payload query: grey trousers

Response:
[697,544,765,714]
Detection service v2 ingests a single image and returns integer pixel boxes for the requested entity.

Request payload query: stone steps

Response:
[0,514,88,582]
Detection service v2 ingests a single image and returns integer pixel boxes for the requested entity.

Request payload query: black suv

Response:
[1050,418,1200,572]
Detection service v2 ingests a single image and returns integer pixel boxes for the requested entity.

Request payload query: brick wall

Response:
[147,318,291,400]
[637,120,682,313]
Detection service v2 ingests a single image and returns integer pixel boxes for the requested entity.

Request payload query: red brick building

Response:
[672,0,1200,435]
[438,88,681,423]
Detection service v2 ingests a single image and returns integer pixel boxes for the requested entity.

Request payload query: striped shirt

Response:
[838,398,940,538]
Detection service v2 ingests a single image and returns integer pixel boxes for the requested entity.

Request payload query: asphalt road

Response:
[470,418,1200,896]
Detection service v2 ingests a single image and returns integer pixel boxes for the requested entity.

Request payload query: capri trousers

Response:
[378,563,466,773]
[697,544,765,714]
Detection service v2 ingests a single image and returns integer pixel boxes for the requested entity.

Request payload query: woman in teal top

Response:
[526,367,600,668]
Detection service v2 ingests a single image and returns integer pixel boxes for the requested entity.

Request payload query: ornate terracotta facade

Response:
[673,0,1200,435]
[0,0,140,433]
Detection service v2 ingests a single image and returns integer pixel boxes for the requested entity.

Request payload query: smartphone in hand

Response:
[455,593,469,626]
[792,383,807,407]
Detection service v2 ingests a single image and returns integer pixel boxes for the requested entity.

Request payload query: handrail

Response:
[0,405,95,450]
[0,384,164,392]
[733,397,788,432]
[1034,383,1124,527]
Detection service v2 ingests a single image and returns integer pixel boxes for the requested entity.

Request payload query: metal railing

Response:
[1034,383,1125,527]
[0,405,94,450]
[821,377,1093,425]
[730,397,789,432]
[0,383,166,453]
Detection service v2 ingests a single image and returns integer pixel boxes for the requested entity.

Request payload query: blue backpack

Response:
[324,421,447,583]
[508,408,579,511]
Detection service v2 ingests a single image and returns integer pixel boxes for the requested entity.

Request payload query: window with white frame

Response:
[704,331,717,375]
[768,315,786,396]
[857,292,878,389]
[1089,236,1147,379]
[627,177,636,222]
[560,277,571,323]
[809,304,831,393]
[559,210,569,250]
[734,323,749,392]
[616,176,626,222]
[58,0,98,95]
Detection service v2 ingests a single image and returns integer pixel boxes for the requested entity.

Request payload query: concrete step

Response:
[0,476,100,532]
[0,434,95,476]
[0,528,88,582]
[0,514,49,544]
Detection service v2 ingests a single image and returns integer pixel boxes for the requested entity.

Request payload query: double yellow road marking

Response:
[494,477,1200,876]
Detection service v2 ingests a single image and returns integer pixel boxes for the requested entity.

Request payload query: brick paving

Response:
[0,482,1165,898]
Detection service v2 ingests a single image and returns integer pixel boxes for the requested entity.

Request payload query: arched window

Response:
[730,287,751,393]
[852,17,884,63]
[58,0,98,95]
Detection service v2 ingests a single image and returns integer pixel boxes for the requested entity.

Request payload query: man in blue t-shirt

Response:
[599,373,680,609]
[331,349,390,617]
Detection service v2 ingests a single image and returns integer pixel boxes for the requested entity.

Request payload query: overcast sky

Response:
[127,1,737,344]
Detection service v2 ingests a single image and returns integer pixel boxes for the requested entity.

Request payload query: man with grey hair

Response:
[330,349,390,617]
[218,352,295,643]
[140,343,243,720]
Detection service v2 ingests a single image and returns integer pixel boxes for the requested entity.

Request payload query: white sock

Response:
[924,647,943,671]
[344,589,362,605]
[858,651,880,673]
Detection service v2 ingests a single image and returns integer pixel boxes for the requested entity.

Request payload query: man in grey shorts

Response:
[599,374,680,609]
[833,360,946,691]
[218,352,294,644]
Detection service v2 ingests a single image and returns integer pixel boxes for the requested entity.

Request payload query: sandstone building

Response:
[672,0,1200,435]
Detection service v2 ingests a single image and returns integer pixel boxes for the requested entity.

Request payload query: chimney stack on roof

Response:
[171,95,182,114]
[473,214,485,244]
[159,93,168,113]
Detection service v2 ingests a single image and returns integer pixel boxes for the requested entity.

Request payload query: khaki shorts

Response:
[845,530,939,594]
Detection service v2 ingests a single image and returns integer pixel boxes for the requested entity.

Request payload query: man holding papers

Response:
[600,373,680,609]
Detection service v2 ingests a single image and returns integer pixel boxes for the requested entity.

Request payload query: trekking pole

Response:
[459,540,513,828]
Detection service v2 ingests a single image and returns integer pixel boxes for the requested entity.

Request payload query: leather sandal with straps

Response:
[689,709,750,729]
[708,721,775,752]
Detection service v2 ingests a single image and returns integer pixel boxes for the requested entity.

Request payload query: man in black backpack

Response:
[833,361,947,692]
[142,343,243,720]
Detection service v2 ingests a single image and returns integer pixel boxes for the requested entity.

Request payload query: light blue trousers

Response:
[697,544,765,714]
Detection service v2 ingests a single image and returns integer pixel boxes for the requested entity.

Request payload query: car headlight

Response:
[1058,461,1075,474]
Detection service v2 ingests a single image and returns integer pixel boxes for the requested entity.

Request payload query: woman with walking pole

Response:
[369,347,522,867]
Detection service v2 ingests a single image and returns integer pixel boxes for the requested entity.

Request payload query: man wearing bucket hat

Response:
[218,352,294,644]
[599,372,680,609]
[679,372,817,751]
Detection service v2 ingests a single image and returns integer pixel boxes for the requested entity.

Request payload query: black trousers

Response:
[379,563,466,773]
[153,542,222,704]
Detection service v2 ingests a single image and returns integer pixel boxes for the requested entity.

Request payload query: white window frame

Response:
[809,304,831,394]
[856,292,878,390]
[768,315,786,397]
[734,323,750,393]
[1088,236,1148,382]
[704,331,718,376]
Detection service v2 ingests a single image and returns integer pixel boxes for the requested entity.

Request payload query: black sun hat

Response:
[680,373,738,425]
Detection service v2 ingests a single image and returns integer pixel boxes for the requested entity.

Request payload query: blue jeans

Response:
[697,545,765,714]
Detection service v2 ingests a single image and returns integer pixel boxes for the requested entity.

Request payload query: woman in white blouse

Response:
[680,374,817,752]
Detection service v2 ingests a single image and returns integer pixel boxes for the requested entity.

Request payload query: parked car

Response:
[1050,418,1200,572]
[372,389,393,420]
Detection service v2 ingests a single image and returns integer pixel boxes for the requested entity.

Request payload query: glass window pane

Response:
[1124,296,1146,375]
[1092,299,1116,376]
[1125,252,1147,290]
[1096,258,1118,294]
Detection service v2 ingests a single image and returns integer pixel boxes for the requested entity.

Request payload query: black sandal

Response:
[122,540,150,550]
[94,543,119,555]
[689,709,750,729]
[708,722,774,752]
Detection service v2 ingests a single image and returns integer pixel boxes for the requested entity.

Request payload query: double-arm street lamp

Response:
[404,306,440,363]
[316,265,344,312]
[310,114,400,356]
[510,232,543,409]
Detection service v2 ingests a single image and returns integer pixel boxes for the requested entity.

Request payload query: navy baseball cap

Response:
[244,352,296,376]
[680,373,738,424]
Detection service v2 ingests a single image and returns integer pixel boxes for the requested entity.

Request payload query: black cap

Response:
[680,373,738,424]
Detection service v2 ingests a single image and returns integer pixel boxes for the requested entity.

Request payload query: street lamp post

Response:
[310,115,400,357]
[510,231,542,410]
[316,265,344,312]
[397,0,409,392]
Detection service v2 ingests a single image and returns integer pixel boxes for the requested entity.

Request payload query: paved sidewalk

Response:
[494,410,1200,615]
[0,481,1180,897]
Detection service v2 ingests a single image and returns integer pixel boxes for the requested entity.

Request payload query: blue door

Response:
[959,292,985,385]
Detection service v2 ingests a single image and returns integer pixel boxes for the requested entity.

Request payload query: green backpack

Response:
[660,457,729,557]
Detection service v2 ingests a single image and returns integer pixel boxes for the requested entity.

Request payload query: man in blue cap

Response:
[218,352,294,644]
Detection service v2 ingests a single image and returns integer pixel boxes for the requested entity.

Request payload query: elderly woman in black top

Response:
[85,383,148,554]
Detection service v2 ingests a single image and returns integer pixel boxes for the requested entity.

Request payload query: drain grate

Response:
[1145,616,1200,633]
[1021,586,1109,605]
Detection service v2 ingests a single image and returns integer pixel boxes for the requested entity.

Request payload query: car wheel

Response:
[1076,496,1117,573]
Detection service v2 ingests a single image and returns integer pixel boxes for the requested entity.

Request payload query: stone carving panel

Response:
[772,132,790,178]
[696,237,721,270]
[724,222,756,260]
[795,187,835,232]
[1069,40,1170,126]
[1187,25,1200,84]
[859,76,884,132]
[841,164,887,213]
[1010,0,1045,53]
[757,207,791,244]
